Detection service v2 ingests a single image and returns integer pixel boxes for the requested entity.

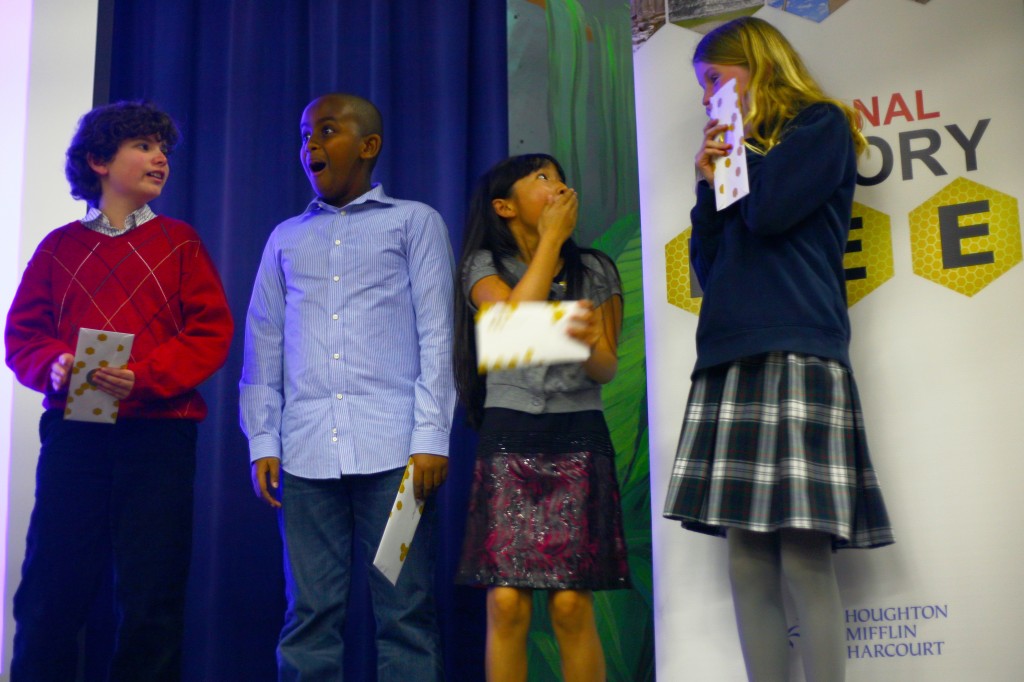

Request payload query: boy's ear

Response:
[492,197,516,219]
[359,134,382,162]
[86,153,110,176]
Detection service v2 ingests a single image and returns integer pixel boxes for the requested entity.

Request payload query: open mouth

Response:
[146,171,165,181]
[308,160,327,173]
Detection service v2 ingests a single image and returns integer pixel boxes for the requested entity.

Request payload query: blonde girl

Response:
[663,17,893,682]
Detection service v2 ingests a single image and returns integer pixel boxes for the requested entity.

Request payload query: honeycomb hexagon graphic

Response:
[845,202,894,306]
[665,227,702,315]
[909,177,1022,297]
[666,203,897,316]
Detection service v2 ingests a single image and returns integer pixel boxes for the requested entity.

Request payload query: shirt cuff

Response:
[248,433,282,464]
[409,429,451,457]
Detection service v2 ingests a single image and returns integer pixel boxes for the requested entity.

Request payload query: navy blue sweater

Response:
[690,103,857,374]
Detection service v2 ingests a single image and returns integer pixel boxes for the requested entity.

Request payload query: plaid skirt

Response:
[663,352,894,550]
[456,408,631,590]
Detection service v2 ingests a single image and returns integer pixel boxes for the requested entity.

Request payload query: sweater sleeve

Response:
[4,237,73,395]
[738,104,854,236]
[128,237,234,401]
[689,180,725,289]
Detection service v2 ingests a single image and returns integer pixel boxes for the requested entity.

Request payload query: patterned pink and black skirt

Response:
[455,408,631,590]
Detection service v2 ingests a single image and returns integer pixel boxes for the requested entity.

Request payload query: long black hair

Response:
[454,153,616,428]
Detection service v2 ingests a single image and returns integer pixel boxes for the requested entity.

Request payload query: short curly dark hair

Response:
[65,101,180,206]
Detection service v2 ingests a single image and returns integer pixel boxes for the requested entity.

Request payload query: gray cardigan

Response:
[464,250,621,414]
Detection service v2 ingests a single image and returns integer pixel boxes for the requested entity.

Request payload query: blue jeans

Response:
[278,468,444,682]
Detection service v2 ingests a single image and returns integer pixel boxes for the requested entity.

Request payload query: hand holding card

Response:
[475,300,590,373]
[65,328,134,423]
[373,460,424,585]
[709,77,750,210]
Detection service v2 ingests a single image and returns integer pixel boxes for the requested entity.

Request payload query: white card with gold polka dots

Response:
[475,300,589,374]
[64,328,134,423]
[710,77,750,211]
[372,459,424,586]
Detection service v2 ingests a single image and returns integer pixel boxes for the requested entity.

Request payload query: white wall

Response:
[638,0,1024,679]
[1,0,98,675]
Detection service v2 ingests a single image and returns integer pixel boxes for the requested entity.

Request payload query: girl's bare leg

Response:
[486,586,533,682]
[548,589,605,682]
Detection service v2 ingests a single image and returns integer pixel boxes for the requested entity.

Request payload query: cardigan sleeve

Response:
[738,103,854,236]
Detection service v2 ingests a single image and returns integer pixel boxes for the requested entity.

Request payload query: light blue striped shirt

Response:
[239,184,456,478]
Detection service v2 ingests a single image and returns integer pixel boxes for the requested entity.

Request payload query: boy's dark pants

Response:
[11,409,198,682]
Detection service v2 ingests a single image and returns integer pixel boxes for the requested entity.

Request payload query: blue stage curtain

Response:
[104,1,505,679]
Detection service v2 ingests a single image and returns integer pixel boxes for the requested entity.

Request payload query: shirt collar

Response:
[305,183,394,215]
[82,204,157,236]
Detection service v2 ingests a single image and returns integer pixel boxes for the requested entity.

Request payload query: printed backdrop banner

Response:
[634,0,1024,680]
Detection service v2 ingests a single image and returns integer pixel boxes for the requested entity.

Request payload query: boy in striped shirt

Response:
[240,93,455,680]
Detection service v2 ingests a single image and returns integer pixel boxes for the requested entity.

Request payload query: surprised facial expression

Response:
[300,97,380,207]
[504,163,569,230]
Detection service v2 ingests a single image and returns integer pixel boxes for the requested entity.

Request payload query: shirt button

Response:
[333,275,340,282]
[335,239,341,245]
[332,428,337,434]
[340,210,347,216]
[532,398,542,406]
[336,393,343,400]
[333,353,340,360]
[332,437,338,442]
[332,313,339,320]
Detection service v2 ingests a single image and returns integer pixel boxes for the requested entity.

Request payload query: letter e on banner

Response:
[909,177,1022,296]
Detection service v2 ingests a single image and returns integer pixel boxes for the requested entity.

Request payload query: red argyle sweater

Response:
[5,216,233,420]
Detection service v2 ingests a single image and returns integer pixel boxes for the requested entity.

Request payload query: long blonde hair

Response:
[694,17,866,155]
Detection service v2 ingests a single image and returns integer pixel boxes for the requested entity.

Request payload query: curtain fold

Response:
[105,1,506,679]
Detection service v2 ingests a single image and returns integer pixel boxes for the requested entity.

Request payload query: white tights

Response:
[727,528,845,682]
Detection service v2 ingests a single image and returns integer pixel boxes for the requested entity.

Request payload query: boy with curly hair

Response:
[5,101,233,681]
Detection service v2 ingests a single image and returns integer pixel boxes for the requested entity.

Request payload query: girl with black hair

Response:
[453,154,629,682]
